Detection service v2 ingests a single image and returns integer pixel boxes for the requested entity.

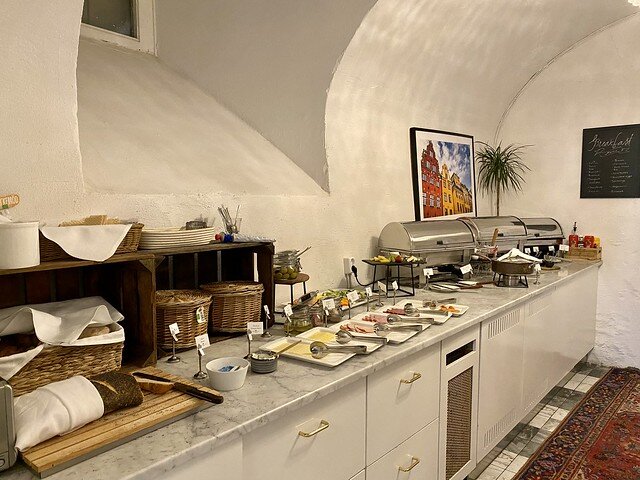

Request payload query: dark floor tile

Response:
[505,438,527,455]
[540,417,561,434]
[589,366,611,378]
[515,425,540,443]
[547,387,573,407]
[520,440,543,457]
[557,371,574,387]
[542,386,561,403]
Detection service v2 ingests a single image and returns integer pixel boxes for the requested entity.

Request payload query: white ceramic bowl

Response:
[205,357,249,391]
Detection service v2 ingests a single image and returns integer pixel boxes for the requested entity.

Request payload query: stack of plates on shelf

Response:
[139,227,216,250]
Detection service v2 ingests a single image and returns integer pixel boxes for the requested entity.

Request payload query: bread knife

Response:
[132,371,223,404]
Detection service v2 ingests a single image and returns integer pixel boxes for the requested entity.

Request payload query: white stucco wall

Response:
[78,39,322,196]
[155,0,377,191]
[497,12,640,368]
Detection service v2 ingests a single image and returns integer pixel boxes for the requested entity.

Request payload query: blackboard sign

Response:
[581,123,640,198]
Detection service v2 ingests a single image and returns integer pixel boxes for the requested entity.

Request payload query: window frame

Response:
[80,0,156,54]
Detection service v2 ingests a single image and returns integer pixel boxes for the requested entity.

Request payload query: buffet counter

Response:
[5,260,601,480]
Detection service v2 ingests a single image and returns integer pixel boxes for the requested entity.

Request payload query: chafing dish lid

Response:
[378,220,475,252]
[521,217,564,240]
[459,216,527,242]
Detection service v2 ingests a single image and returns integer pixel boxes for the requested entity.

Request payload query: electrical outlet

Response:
[343,257,355,275]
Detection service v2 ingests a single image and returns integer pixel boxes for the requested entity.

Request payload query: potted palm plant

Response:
[475,141,530,215]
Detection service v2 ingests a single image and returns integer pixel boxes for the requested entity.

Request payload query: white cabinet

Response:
[243,378,366,480]
[477,306,525,458]
[366,344,440,464]
[439,325,479,480]
[367,419,439,480]
[162,437,242,480]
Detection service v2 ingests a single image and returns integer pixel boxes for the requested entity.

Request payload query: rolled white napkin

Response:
[14,376,104,452]
[40,224,132,262]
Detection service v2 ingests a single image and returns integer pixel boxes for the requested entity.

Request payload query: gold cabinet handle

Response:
[298,419,330,437]
[400,372,422,384]
[398,456,420,472]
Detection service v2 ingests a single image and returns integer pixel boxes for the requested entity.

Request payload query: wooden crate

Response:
[567,246,602,260]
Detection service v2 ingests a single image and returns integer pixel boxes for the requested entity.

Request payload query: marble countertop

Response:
[6,260,600,480]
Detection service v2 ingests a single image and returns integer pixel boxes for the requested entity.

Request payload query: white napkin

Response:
[14,376,104,452]
[0,297,125,380]
[497,248,542,263]
[39,224,132,261]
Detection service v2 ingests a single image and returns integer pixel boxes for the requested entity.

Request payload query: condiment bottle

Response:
[568,222,579,247]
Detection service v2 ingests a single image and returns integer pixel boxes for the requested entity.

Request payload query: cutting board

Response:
[21,367,221,478]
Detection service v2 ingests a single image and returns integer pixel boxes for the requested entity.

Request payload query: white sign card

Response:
[347,291,360,303]
[377,281,387,293]
[195,333,210,355]
[391,281,398,291]
[533,246,540,253]
[549,245,556,252]
[423,268,434,277]
[247,322,264,335]
[460,264,472,275]
[169,322,180,342]
[560,244,570,252]
[365,287,373,297]
[322,298,336,310]
[263,305,270,316]
[283,304,293,317]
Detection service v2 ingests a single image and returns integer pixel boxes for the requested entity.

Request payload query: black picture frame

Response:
[410,127,477,221]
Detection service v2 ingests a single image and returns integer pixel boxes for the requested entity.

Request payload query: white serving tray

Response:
[330,314,428,345]
[259,337,355,368]
[297,327,384,354]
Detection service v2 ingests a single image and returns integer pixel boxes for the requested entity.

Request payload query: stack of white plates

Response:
[139,227,217,250]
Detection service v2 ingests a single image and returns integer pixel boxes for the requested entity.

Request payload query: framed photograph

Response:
[410,127,477,221]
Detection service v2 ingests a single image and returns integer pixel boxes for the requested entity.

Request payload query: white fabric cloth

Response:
[0,297,125,380]
[14,376,104,452]
[39,224,132,261]
[497,248,542,263]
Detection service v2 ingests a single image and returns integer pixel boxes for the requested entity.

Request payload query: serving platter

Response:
[297,327,384,354]
[260,337,355,368]
[392,299,469,318]
[330,315,428,344]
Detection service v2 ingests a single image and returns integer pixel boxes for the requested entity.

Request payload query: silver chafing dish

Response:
[459,216,527,254]
[378,220,476,268]
[521,217,564,252]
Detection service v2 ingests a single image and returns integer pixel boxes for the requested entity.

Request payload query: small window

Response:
[429,195,435,207]
[422,193,427,206]
[81,0,156,54]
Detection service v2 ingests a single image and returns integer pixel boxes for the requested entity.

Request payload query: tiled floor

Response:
[468,362,611,480]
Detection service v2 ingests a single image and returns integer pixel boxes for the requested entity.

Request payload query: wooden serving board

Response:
[21,367,220,478]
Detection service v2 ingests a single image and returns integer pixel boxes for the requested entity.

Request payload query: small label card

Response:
[283,304,293,317]
[524,248,531,254]
[423,268,434,277]
[365,286,373,298]
[169,322,180,342]
[549,245,556,252]
[391,280,398,291]
[194,333,210,356]
[377,281,387,293]
[322,298,336,310]
[196,306,206,324]
[560,244,570,252]
[263,305,270,316]
[247,321,264,335]
[460,264,472,275]
[533,246,540,253]
[347,291,360,303]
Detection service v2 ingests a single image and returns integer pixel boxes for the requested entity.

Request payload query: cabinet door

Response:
[367,344,440,464]
[522,290,555,415]
[243,378,366,480]
[439,325,479,480]
[477,307,525,459]
[367,419,439,480]
[161,437,242,480]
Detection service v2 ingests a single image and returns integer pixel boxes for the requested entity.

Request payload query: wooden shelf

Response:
[143,241,268,256]
[0,252,155,276]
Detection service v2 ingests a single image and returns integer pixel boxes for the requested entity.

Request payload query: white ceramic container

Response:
[206,357,249,391]
[0,221,40,269]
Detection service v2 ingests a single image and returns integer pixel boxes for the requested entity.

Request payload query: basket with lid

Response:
[200,281,264,333]
[156,290,212,349]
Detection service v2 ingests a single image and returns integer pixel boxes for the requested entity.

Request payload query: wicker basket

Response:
[39,223,144,262]
[8,341,123,396]
[156,290,212,349]
[200,281,264,333]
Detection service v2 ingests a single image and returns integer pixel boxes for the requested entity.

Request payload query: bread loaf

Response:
[0,333,40,357]
[89,372,143,414]
[135,377,174,395]
[78,326,111,339]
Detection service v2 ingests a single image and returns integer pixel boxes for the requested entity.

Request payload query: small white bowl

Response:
[205,357,249,391]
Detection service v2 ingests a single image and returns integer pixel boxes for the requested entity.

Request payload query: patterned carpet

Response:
[514,367,640,479]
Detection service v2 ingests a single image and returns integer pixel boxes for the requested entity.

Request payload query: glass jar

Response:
[288,307,313,334]
[274,251,301,281]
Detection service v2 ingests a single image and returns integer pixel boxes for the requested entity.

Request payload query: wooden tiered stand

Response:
[0,242,275,369]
